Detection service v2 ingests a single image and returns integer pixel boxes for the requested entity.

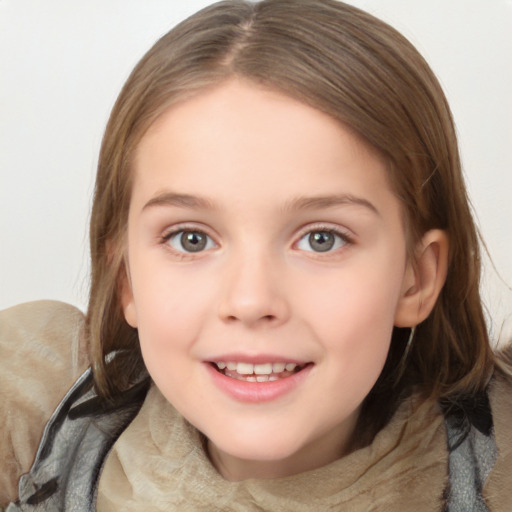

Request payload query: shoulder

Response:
[0,300,89,507]
[0,300,88,397]
[0,299,85,337]
[483,365,512,509]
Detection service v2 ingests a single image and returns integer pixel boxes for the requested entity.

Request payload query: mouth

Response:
[210,361,309,382]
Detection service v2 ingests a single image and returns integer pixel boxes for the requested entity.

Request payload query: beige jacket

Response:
[1,301,511,511]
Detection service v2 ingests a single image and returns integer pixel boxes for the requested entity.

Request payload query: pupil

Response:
[309,231,334,252]
[181,231,207,252]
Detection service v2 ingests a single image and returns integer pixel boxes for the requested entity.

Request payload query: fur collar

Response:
[98,385,448,511]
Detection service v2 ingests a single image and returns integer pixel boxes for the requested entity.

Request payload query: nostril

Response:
[218,295,290,326]
[223,313,276,323]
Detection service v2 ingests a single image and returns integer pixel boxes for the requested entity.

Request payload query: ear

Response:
[394,229,449,327]
[120,262,138,328]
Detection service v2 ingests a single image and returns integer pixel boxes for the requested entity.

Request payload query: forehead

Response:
[131,79,397,216]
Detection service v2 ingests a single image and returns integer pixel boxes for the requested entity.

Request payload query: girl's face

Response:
[122,79,414,480]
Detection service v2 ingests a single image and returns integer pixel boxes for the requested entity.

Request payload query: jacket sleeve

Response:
[0,300,89,507]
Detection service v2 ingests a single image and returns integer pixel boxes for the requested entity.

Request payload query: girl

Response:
[1,0,511,510]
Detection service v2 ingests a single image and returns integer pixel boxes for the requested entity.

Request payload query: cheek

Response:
[131,263,215,358]
[133,278,206,407]
[131,268,220,420]
[300,264,403,338]
[310,290,396,416]
[296,257,404,378]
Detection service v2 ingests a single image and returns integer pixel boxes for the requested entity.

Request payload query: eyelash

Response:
[159,224,354,257]
[160,225,217,257]
[294,224,354,254]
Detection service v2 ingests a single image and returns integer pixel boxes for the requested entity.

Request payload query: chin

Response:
[208,425,310,463]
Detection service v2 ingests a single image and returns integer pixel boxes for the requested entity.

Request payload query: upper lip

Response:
[204,353,311,365]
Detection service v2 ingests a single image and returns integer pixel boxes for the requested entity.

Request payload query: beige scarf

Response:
[98,385,448,512]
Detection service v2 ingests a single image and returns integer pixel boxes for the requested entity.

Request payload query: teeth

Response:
[272,362,286,373]
[236,362,254,375]
[254,363,272,375]
[214,361,302,375]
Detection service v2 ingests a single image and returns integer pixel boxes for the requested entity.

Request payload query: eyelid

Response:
[292,223,354,252]
[161,222,216,241]
[294,222,354,241]
[160,223,219,255]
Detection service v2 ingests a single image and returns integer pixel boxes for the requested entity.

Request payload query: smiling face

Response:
[122,79,414,480]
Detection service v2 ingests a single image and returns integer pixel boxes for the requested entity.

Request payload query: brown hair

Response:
[86,0,494,440]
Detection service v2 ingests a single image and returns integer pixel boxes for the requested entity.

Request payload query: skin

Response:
[121,79,448,481]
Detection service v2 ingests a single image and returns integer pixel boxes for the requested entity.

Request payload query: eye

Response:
[296,230,348,253]
[165,230,216,253]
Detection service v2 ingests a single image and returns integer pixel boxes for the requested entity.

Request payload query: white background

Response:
[1,0,511,342]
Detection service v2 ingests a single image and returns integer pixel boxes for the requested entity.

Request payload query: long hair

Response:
[86,0,494,441]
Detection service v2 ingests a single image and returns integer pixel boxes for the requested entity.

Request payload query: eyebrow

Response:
[282,194,380,216]
[142,192,217,212]
[142,191,379,216]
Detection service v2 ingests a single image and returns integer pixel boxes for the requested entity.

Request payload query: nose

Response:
[218,250,290,328]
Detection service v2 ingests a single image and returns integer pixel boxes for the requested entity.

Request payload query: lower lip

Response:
[205,363,312,403]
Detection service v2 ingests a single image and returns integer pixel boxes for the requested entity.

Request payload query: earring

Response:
[395,326,416,383]
[403,326,416,362]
